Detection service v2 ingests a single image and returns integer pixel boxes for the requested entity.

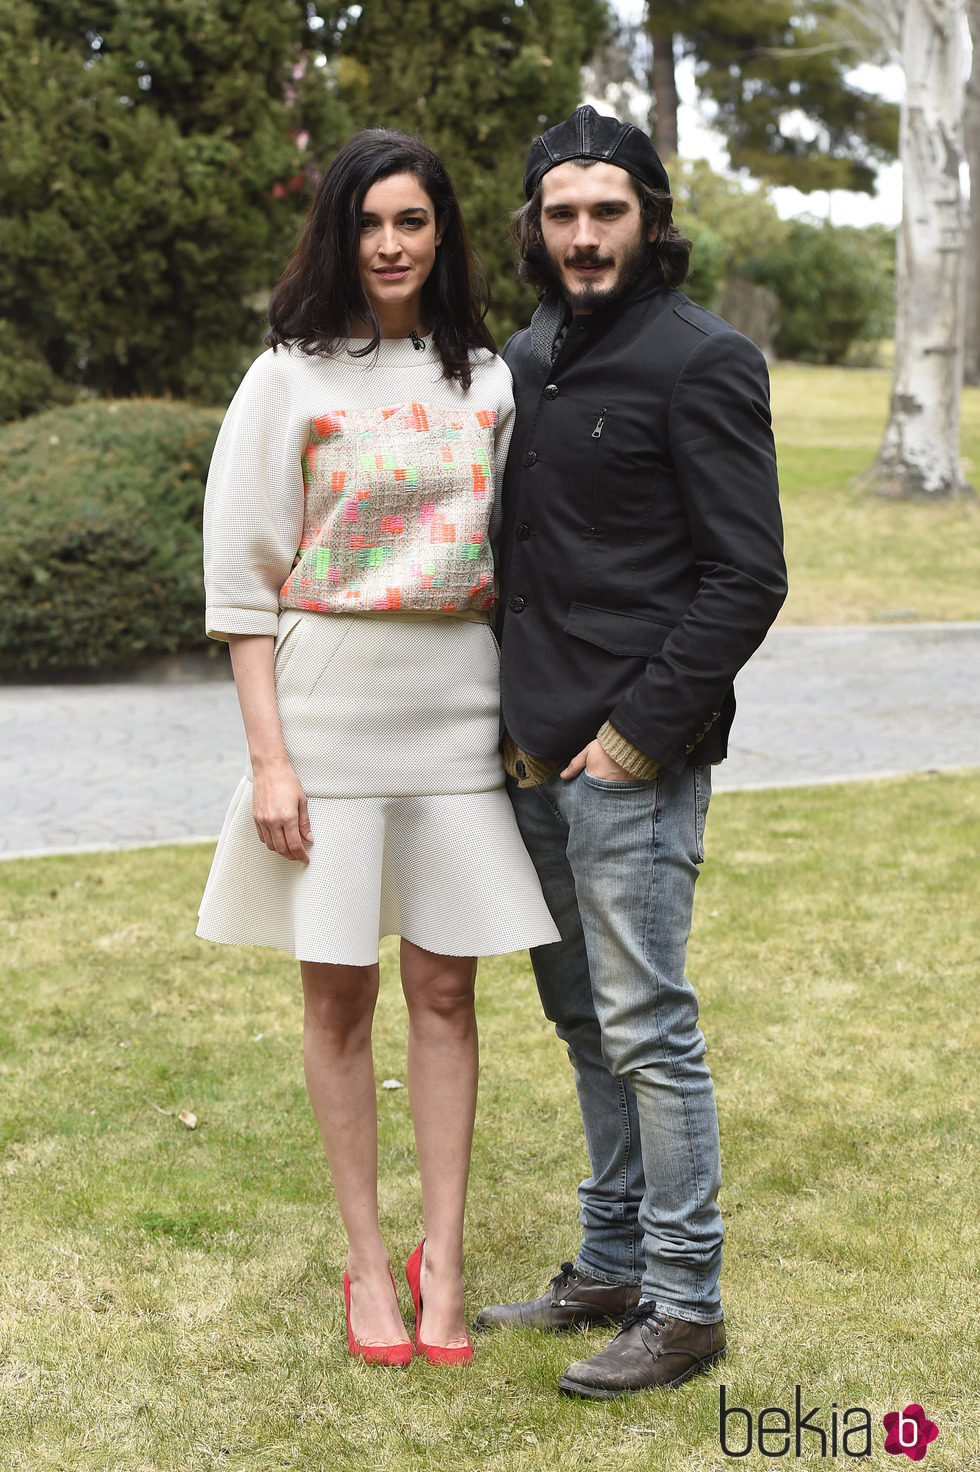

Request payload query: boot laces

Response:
[549,1262,578,1291]
[618,1301,668,1337]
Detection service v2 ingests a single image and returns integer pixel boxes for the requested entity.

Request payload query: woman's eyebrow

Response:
[360,205,432,218]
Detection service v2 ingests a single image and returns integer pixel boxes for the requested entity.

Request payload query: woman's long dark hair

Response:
[267,130,494,389]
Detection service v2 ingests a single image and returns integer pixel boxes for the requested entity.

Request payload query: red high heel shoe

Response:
[343,1270,413,1367]
[405,1239,473,1366]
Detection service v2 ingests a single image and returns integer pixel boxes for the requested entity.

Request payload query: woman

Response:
[197,130,558,1368]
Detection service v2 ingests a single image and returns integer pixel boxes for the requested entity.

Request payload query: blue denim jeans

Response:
[509,763,723,1323]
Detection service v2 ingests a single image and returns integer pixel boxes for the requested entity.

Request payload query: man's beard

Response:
[545,232,652,311]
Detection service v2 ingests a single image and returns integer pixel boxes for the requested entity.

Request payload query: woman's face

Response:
[357,172,443,334]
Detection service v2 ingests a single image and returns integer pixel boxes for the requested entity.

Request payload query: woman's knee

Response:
[301,960,378,1034]
[400,947,476,1022]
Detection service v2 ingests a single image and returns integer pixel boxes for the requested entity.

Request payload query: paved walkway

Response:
[1,624,977,860]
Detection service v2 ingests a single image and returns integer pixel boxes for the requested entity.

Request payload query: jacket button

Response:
[516,523,530,541]
[543,384,559,400]
[509,596,526,613]
[522,450,537,467]
[515,759,527,779]
[684,743,696,754]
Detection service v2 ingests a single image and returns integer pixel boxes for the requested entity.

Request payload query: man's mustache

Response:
[564,251,615,269]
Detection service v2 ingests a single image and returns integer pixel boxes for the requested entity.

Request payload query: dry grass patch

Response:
[770,364,980,625]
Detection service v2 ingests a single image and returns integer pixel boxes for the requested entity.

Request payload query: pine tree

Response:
[0,0,349,409]
[643,0,898,192]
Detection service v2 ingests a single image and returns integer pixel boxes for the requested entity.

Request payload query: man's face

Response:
[538,161,653,314]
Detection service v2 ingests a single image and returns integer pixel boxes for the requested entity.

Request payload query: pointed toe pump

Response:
[343,1271,413,1368]
[406,1240,473,1367]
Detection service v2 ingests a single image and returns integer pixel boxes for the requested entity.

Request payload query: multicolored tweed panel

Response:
[280,402,497,614]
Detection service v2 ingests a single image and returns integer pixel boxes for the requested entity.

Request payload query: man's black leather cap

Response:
[523,105,671,199]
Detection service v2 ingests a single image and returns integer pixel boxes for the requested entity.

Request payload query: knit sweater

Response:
[203,340,515,640]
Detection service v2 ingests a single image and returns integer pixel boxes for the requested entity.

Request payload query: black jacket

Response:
[496,277,787,774]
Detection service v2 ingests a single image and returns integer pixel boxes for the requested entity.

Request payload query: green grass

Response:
[1,772,978,1470]
[771,364,980,625]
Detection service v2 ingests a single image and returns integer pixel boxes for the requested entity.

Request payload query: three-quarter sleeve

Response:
[203,349,307,641]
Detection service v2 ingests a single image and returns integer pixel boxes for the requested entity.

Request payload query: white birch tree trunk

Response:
[963,1,980,385]
[862,0,971,498]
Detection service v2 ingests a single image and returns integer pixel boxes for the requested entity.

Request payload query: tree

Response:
[747,220,894,364]
[649,27,680,158]
[963,0,980,385]
[0,1,349,409]
[642,1,898,193]
[674,161,893,363]
[857,0,972,498]
[673,158,789,308]
[0,1,607,412]
[336,0,608,343]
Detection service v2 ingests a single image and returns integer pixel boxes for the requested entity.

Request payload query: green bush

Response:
[682,221,728,313]
[0,399,221,675]
[747,219,895,365]
[676,159,791,288]
[677,162,895,365]
[0,319,76,423]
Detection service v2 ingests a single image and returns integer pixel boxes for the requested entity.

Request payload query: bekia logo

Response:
[883,1404,939,1461]
[719,1385,873,1459]
[719,1387,940,1461]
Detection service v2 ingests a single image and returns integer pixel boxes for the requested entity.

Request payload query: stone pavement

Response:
[1,623,977,861]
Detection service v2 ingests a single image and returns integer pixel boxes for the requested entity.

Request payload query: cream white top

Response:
[203,340,515,639]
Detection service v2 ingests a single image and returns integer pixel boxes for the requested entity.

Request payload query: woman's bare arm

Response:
[228,633,313,864]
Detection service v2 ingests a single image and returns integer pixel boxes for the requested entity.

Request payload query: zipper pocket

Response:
[590,407,607,530]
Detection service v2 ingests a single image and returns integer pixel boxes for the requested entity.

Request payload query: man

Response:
[474,106,787,1399]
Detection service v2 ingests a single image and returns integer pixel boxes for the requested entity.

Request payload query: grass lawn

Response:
[770,365,980,626]
[1,772,977,1471]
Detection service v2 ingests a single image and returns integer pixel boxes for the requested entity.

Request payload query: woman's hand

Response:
[252,758,313,864]
[227,632,314,865]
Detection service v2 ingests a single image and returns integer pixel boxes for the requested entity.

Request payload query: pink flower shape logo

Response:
[883,1404,939,1460]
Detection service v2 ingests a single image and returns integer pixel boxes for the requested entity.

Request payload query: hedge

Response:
[0,399,222,676]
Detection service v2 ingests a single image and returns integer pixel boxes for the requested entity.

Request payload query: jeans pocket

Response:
[581,771,659,793]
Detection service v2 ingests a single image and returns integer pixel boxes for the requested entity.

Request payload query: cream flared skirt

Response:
[196,610,559,965]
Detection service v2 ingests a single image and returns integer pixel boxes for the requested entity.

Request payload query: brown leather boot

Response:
[558,1303,726,1398]
[472,1262,641,1333]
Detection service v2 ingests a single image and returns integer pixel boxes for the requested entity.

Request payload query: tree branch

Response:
[748,41,863,60]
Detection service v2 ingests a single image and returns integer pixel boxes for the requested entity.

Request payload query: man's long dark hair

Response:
[267,130,494,389]
[512,163,692,295]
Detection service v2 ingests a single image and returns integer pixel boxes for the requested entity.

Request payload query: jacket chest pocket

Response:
[571,401,658,535]
[587,406,607,533]
[539,397,612,533]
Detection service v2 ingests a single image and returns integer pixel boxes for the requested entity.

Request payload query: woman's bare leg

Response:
[400,939,478,1348]
[300,959,410,1348]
